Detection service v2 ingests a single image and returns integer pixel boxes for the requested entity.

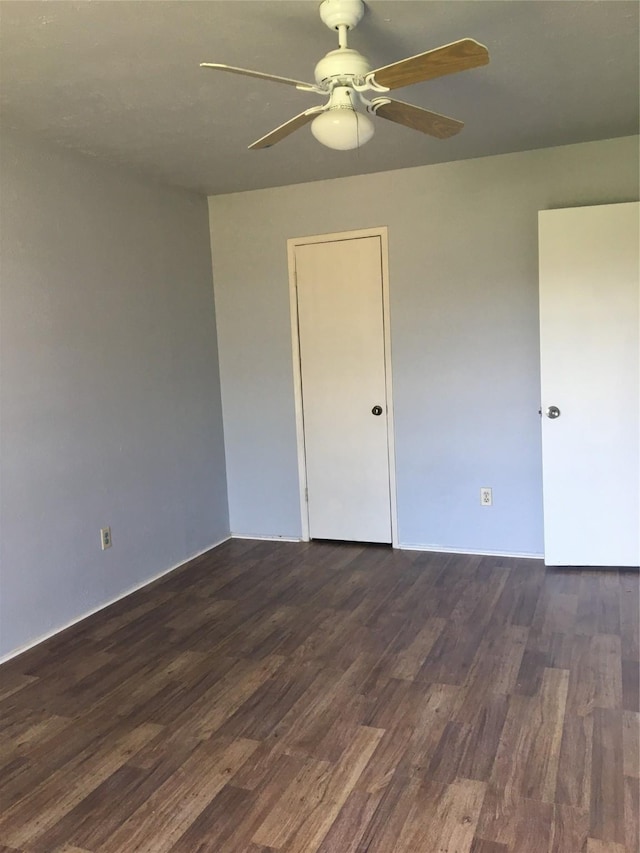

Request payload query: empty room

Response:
[0,1,639,851]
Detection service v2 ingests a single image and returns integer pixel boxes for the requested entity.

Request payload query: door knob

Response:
[371,405,383,416]
[545,405,561,419]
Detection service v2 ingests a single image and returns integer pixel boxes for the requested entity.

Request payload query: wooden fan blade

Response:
[372,99,464,139]
[249,107,325,149]
[371,38,489,90]
[200,63,314,90]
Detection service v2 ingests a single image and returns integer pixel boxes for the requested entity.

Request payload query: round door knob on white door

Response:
[371,405,383,416]
[546,406,561,419]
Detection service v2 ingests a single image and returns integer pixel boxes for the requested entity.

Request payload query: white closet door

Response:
[295,236,392,543]
[538,202,639,566]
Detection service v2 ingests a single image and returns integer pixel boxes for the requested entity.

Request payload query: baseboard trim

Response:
[231,535,542,558]
[0,535,232,665]
[231,534,303,543]
[398,543,544,559]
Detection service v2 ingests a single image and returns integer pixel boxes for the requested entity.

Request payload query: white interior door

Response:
[294,236,392,543]
[538,202,639,566]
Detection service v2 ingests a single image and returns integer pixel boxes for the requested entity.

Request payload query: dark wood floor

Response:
[0,539,638,852]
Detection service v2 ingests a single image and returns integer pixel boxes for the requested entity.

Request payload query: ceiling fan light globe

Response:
[311,108,374,150]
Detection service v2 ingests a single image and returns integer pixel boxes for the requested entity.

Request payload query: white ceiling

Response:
[1,1,638,195]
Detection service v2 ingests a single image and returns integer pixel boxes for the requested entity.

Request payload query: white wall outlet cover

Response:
[100,526,112,549]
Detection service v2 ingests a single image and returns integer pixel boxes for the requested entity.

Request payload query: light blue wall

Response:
[208,136,638,554]
[0,130,229,659]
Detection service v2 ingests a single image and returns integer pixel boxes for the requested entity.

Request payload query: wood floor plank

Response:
[32,764,152,852]
[513,646,548,697]
[0,541,636,852]
[395,777,486,853]
[585,839,627,852]
[381,681,461,789]
[0,722,163,848]
[591,633,624,710]
[418,568,509,686]
[576,574,603,636]
[426,720,473,784]
[590,708,625,846]
[488,625,530,695]
[622,710,639,780]
[470,840,509,853]
[355,723,415,795]
[168,754,303,852]
[452,626,527,723]
[618,575,640,662]
[165,654,285,742]
[556,709,593,810]
[523,667,569,802]
[621,658,639,713]
[387,615,446,680]
[623,775,639,853]
[164,784,253,851]
[252,725,383,851]
[456,692,510,783]
[268,654,378,761]
[249,756,333,848]
[540,591,579,636]
[216,659,322,742]
[354,774,423,853]
[0,673,38,703]
[510,565,545,628]
[101,736,260,853]
[475,787,555,850]
[0,713,125,809]
[0,712,72,766]
[490,667,569,804]
[364,675,424,731]
[221,777,306,851]
[549,804,589,853]
[316,788,384,852]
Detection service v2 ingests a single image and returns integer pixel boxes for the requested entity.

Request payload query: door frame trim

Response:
[287,226,399,547]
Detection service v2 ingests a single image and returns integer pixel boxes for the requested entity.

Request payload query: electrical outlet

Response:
[100,526,112,550]
[480,487,493,507]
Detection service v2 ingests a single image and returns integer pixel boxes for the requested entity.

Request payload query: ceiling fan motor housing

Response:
[319,0,365,31]
[314,48,371,86]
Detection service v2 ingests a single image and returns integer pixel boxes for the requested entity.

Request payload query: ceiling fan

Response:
[201,0,489,151]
